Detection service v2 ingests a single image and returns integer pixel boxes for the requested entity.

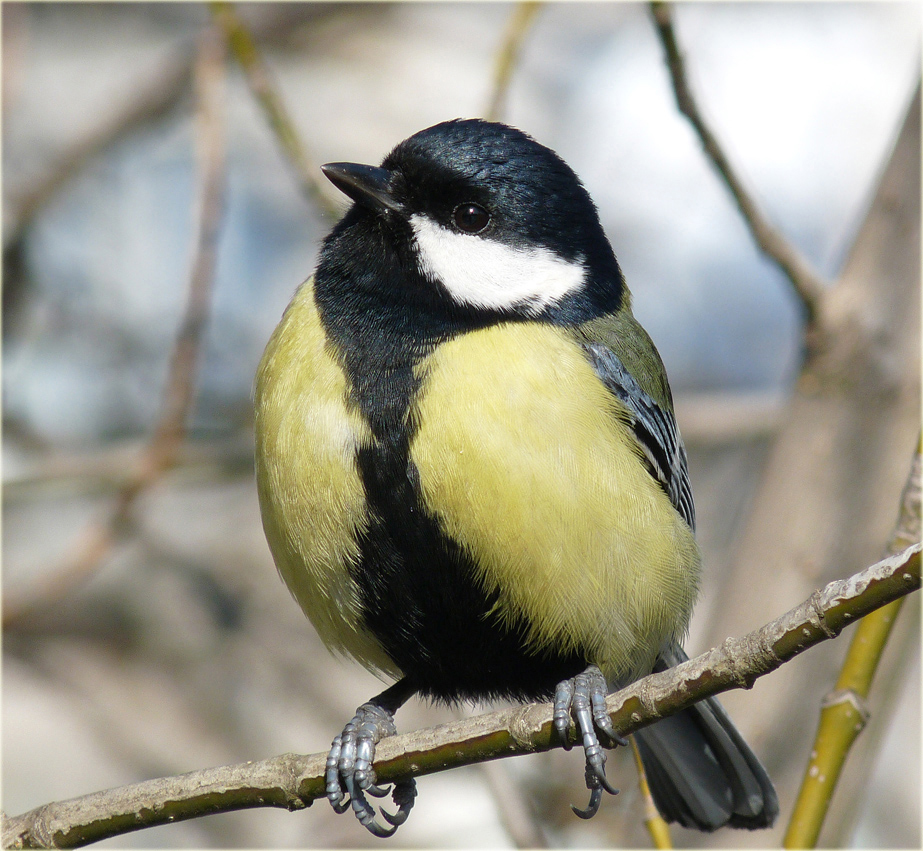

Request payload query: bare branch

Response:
[3,53,194,252]
[649,1,830,325]
[4,543,918,849]
[629,737,673,848]
[208,1,341,219]
[888,433,923,557]
[485,2,543,122]
[2,30,229,630]
[784,435,922,847]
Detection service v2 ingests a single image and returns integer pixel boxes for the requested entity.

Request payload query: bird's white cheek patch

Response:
[410,215,586,314]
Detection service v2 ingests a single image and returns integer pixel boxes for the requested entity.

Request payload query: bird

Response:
[254,118,778,837]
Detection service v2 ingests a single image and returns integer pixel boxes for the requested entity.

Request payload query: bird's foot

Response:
[553,665,627,819]
[326,701,417,837]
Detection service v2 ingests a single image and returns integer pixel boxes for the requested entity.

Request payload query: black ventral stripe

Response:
[312,214,595,702]
[313,320,588,700]
[342,346,590,703]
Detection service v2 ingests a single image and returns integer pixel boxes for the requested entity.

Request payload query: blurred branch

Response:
[208,1,340,218]
[673,390,786,444]
[2,47,193,329]
[2,30,229,630]
[2,51,193,253]
[2,5,331,253]
[480,759,549,848]
[2,2,31,116]
[649,1,830,328]
[784,435,922,848]
[4,434,254,503]
[3,543,919,849]
[698,79,919,844]
[2,6,332,330]
[485,2,542,122]
[630,737,672,849]
[152,30,227,463]
[887,436,923,557]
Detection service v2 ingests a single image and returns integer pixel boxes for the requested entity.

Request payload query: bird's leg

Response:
[326,678,417,837]
[553,664,627,819]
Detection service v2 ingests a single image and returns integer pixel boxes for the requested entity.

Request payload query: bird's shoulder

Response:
[566,309,695,532]
[567,307,673,412]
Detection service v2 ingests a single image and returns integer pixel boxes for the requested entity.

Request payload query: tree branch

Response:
[485,2,543,122]
[4,543,918,849]
[208,1,341,219]
[630,737,673,848]
[2,29,228,630]
[649,1,830,326]
[784,435,922,847]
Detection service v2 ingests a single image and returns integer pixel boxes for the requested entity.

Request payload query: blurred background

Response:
[2,2,920,847]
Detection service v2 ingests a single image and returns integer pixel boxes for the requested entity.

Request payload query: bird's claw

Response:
[325,701,416,837]
[554,665,624,819]
[382,779,417,826]
[571,778,604,819]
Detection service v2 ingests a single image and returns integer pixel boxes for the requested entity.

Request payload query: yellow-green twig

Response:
[630,737,673,849]
[784,435,922,848]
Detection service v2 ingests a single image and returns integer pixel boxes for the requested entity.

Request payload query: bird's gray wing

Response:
[579,342,695,532]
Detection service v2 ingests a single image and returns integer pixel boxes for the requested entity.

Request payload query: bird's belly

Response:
[256,284,699,695]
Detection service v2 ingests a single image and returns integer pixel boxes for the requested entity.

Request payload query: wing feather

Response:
[580,342,695,532]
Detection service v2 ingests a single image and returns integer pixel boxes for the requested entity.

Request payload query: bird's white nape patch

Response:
[410,215,586,314]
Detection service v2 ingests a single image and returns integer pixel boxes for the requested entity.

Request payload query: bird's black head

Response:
[317,119,625,329]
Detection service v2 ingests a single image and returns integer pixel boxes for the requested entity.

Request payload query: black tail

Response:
[634,645,779,831]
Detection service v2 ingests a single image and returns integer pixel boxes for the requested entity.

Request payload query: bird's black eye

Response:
[452,203,490,234]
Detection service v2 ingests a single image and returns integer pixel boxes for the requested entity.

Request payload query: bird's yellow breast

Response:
[256,281,699,687]
[254,280,398,676]
[410,322,700,685]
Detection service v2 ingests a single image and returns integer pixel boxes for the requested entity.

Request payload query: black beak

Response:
[321,162,403,213]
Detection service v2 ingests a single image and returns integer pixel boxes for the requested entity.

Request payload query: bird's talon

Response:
[330,797,350,814]
[364,782,390,799]
[554,665,624,819]
[554,679,577,750]
[357,812,398,839]
[382,779,417,826]
[606,732,629,749]
[571,785,604,820]
[326,773,348,812]
[594,766,619,796]
[323,688,415,836]
[382,806,407,827]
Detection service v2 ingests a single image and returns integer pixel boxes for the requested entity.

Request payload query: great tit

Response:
[254,118,778,837]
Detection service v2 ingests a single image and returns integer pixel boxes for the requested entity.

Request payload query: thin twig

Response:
[4,434,254,504]
[3,543,919,849]
[649,1,830,326]
[485,2,543,122]
[2,30,229,630]
[630,737,672,849]
[208,1,340,219]
[784,435,922,848]
[3,52,194,252]
[479,759,549,848]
